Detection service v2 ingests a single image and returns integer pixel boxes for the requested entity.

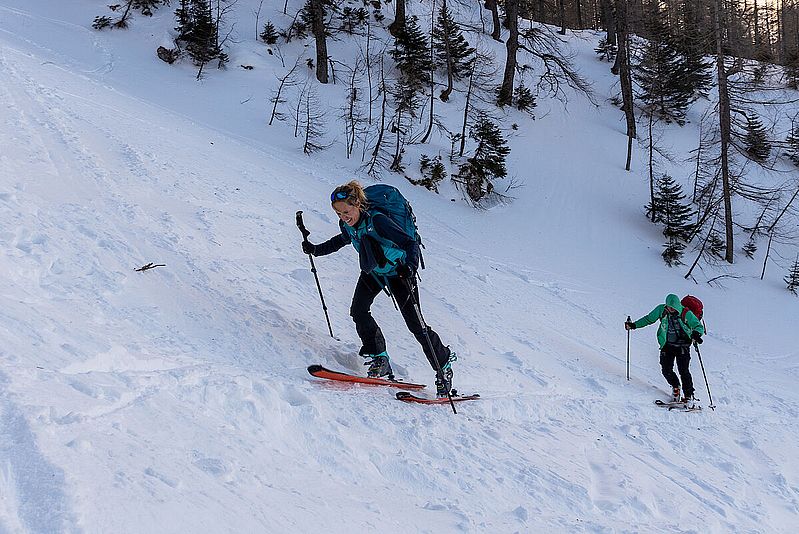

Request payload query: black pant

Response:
[349,272,451,371]
[660,344,694,397]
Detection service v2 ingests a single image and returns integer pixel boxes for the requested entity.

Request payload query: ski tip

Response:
[395,391,413,400]
[307,364,324,375]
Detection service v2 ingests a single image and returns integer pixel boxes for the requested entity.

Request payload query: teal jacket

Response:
[633,294,705,348]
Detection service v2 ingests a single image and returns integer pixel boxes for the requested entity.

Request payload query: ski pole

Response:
[295,211,335,339]
[401,276,457,414]
[694,342,715,410]
[626,315,631,381]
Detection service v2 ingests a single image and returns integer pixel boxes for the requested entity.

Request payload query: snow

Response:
[1,1,798,532]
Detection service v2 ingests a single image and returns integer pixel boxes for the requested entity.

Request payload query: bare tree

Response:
[269,56,302,125]
[302,87,330,153]
[366,58,391,175]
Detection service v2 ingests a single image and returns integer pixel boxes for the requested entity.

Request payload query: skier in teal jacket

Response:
[301,181,455,397]
[625,294,704,402]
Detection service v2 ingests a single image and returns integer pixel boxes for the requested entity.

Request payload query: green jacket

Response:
[633,294,705,349]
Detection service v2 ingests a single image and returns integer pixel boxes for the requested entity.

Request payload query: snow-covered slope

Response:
[1,1,797,532]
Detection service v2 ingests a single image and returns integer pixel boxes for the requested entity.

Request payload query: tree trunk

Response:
[459,66,474,157]
[558,0,567,34]
[389,0,406,37]
[615,0,636,169]
[714,0,734,263]
[498,0,518,106]
[422,2,436,142]
[484,0,502,41]
[311,0,329,83]
[440,0,456,102]
[600,0,616,45]
[576,0,584,28]
[648,112,656,220]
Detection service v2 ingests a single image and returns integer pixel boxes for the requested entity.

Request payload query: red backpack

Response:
[681,295,703,322]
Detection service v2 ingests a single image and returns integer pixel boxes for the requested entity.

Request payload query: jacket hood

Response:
[665,294,683,312]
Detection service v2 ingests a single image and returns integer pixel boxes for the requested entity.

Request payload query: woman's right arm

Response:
[311,229,351,256]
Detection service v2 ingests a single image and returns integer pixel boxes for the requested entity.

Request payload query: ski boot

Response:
[671,387,682,403]
[435,352,457,398]
[363,351,393,380]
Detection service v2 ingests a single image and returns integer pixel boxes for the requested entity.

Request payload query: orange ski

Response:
[307,365,426,390]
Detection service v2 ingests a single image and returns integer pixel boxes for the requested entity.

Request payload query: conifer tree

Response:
[390,16,433,92]
[513,83,536,113]
[93,0,164,30]
[660,175,694,241]
[175,0,193,40]
[647,174,694,265]
[633,18,694,125]
[595,37,617,62]
[183,0,223,77]
[413,154,447,192]
[786,122,799,165]
[744,115,771,162]
[662,240,686,267]
[785,52,799,90]
[433,1,475,93]
[670,29,713,99]
[260,21,279,44]
[786,256,799,295]
[456,117,510,203]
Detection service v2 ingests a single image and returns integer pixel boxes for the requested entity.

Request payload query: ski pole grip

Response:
[295,210,311,241]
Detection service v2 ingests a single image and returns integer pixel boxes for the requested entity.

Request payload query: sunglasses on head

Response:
[331,190,349,201]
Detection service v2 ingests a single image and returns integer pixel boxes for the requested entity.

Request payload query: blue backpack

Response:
[364,184,425,268]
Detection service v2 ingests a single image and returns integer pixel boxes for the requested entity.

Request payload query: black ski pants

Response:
[660,343,694,398]
[349,272,450,371]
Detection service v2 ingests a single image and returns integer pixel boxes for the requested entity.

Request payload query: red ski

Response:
[307,365,426,390]
[395,391,480,404]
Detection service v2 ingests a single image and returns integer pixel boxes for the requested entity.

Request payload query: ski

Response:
[307,365,426,390]
[654,399,702,412]
[395,391,480,404]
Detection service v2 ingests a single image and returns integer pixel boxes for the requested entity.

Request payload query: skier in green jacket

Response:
[625,294,704,403]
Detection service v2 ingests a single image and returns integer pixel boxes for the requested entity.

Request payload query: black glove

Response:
[691,331,703,344]
[396,263,415,280]
[301,240,317,256]
[625,320,636,330]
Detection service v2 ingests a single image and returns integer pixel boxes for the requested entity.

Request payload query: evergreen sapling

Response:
[744,115,771,162]
[786,256,799,295]
[260,21,279,44]
[787,122,799,166]
[456,116,510,203]
[648,174,694,266]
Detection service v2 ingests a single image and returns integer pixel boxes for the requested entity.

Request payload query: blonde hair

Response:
[331,180,368,209]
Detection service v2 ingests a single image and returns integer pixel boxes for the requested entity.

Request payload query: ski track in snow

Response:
[1,3,799,532]
[0,372,78,533]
